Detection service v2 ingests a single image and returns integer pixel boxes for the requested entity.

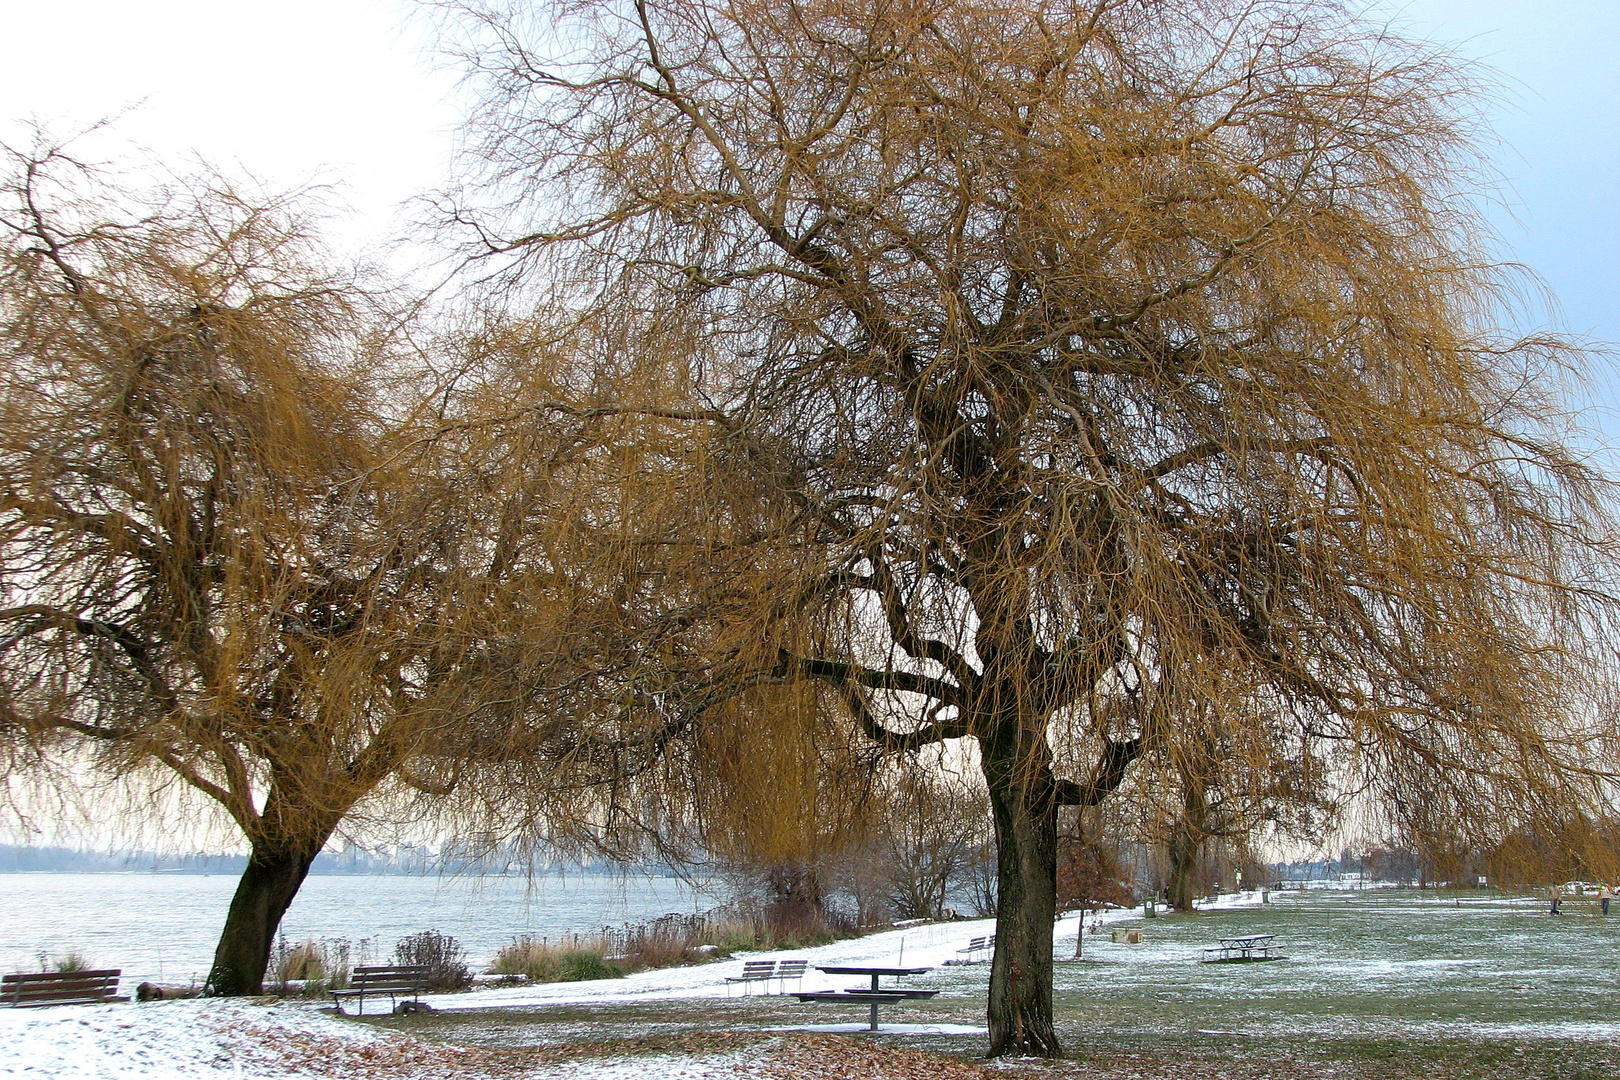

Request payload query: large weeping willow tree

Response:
[443,0,1620,1055]
[0,146,599,995]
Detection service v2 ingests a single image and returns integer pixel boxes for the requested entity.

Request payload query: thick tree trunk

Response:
[206,833,330,996]
[982,734,1061,1058]
[1167,819,1199,913]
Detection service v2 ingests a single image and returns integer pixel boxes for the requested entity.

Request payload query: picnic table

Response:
[793,965,938,1031]
[1201,934,1283,963]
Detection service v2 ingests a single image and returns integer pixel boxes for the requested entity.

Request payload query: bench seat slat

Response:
[3,970,122,1008]
[795,990,940,1002]
[329,965,427,1015]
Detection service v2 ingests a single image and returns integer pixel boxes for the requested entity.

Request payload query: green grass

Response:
[361,891,1620,1077]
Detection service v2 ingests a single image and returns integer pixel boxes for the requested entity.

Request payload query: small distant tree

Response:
[1055,818,1131,958]
[1148,689,1330,911]
[884,770,990,921]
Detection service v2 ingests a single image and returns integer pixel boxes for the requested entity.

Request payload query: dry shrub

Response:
[41,950,92,973]
[606,912,709,971]
[488,936,621,982]
[394,930,472,991]
[273,939,325,985]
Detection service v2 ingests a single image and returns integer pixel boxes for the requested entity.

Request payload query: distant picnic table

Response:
[1202,934,1282,963]
[793,964,938,1031]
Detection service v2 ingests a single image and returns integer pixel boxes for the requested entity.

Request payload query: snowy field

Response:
[5,889,1620,1079]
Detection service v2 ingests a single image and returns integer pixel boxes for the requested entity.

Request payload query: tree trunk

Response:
[1167,819,1199,913]
[981,734,1061,1058]
[206,834,329,996]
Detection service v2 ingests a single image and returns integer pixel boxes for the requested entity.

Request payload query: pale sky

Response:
[2,0,1616,420]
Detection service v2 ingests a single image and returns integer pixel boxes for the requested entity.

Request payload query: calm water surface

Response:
[0,872,719,986]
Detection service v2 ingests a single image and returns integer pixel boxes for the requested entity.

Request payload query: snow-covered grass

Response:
[9,886,1618,1080]
[417,892,1260,1015]
[0,997,401,1078]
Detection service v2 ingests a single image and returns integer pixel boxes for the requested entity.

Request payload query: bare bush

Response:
[394,931,472,991]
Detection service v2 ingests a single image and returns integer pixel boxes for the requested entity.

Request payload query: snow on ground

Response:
[766,1023,986,1035]
[0,997,402,1079]
[419,891,1266,1014]
[0,894,1268,1078]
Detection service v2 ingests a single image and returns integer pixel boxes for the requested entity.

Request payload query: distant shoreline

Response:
[0,844,659,877]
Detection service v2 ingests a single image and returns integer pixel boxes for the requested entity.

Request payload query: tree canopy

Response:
[442,0,1620,1054]
[0,144,590,993]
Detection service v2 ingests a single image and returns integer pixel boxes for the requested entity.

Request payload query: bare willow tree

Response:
[444,0,1620,1054]
[0,144,582,994]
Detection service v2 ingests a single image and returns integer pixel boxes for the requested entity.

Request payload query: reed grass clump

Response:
[269,935,367,996]
[39,949,93,973]
[488,937,622,982]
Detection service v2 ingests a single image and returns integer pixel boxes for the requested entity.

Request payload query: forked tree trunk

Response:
[981,734,1061,1057]
[207,828,335,996]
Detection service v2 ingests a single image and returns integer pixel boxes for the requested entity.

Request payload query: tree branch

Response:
[1055,737,1144,806]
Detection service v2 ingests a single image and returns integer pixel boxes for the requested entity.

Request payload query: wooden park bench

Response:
[2,969,125,1008]
[724,959,779,996]
[329,965,427,1015]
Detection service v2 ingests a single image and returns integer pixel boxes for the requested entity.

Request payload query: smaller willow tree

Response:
[1134,682,1331,911]
[445,0,1620,1055]
[0,145,586,994]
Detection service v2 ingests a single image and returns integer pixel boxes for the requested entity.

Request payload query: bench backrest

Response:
[2,969,121,1007]
[739,961,776,977]
[776,960,808,977]
[349,965,427,991]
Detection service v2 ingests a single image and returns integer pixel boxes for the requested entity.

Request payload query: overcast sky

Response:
[3,0,1616,421]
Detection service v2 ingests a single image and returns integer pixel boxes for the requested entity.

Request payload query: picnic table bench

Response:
[955,934,995,961]
[330,965,427,1015]
[793,965,938,1030]
[1201,934,1283,963]
[2,969,125,1008]
[724,958,809,996]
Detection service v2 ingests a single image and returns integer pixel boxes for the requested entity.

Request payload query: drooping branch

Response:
[859,552,978,689]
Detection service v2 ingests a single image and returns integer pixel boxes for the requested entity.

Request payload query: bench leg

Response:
[869,1001,880,1031]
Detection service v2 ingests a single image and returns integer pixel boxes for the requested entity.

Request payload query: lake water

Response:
[0,872,721,987]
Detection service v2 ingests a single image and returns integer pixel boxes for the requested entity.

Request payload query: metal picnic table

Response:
[793,965,938,1030]
[1202,933,1283,963]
